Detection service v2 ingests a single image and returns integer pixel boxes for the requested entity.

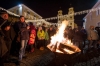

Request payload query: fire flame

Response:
[47,20,81,54]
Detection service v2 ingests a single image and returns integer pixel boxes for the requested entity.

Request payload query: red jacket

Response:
[28,25,36,45]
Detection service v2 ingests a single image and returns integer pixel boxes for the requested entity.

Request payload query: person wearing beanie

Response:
[0,9,9,66]
[0,9,15,66]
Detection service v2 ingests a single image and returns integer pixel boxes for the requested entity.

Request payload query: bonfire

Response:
[47,20,81,54]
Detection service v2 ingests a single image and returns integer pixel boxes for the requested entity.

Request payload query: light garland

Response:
[0,7,20,17]
[32,7,100,22]
[30,7,100,26]
[1,6,100,26]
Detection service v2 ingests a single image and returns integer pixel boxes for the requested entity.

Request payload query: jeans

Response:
[19,40,28,61]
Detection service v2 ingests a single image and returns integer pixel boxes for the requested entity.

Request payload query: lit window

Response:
[96,10,99,16]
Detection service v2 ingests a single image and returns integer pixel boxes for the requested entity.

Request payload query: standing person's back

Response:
[73,28,84,53]
[81,27,87,47]
[68,26,74,42]
[2,22,13,62]
[44,27,49,46]
[88,26,99,49]
[48,25,56,43]
[88,26,99,40]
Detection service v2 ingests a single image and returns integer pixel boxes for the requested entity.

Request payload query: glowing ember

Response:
[47,20,81,54]
[56,49,63,53]
[63,48,75,54]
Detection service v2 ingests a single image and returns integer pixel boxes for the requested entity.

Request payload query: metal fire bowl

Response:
[52,51,79,66]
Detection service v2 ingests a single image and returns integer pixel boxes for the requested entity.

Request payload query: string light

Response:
[0,7,20,17]
[1,6,100,25]
[31,7,100,22]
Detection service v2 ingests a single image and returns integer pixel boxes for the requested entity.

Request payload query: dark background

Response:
[0,0,98,26]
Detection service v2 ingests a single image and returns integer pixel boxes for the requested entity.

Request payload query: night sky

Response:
[0,0,98,26]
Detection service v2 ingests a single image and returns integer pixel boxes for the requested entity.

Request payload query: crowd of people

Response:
[0,9,100,66]
[0,9,56,66]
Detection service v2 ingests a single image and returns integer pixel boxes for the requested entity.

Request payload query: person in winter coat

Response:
[37,26,45,50]
[15,16,30,65]
[0,10,9,66]
[44,27,49,46]
[67,26,74,42]
[28,22,36,53]
[2,22,12,62]
[88,26,99,49]
[48,25,56,43]
[73,28,85,53]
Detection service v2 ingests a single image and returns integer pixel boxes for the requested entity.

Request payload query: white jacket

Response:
[88,30,99,40]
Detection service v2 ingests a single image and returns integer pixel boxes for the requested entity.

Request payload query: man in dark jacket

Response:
[2,22,12,61]
[14,16,30,65]
[0,10,9,66]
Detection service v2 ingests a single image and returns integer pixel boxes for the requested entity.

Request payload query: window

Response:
[96,10,99,16]
[27,11,30,19]
[70,23,72,25]
[27,11,30,14]
[70,16,72,19]
[98,22,100,27]
[84,18,86,22]
[31,15,33,19]
[16,9,19,15]
[24,12,27,17]
[70,12,73,14]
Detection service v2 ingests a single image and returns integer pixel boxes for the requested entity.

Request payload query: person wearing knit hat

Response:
[0,10,7,14]
[0,9,9,66]
[0,10,8,20]
[0,9,14,66]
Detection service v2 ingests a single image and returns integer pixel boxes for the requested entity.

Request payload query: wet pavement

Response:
[4,45,100,66]
[4,48,55,66]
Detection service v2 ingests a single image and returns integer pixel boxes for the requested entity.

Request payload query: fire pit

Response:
[47,42,81,66]
[47,20,81,66]
[47,50,80,66]
[47,20,81,54]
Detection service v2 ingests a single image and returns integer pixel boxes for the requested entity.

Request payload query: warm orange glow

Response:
[56,49,63,53]
[63,48,75,54]
[47,20,81,54]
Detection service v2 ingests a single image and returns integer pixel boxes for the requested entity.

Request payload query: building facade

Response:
[57,7,76,29]
[84,0,100,30]
[8,4,42,20]
[7,4,51,26]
